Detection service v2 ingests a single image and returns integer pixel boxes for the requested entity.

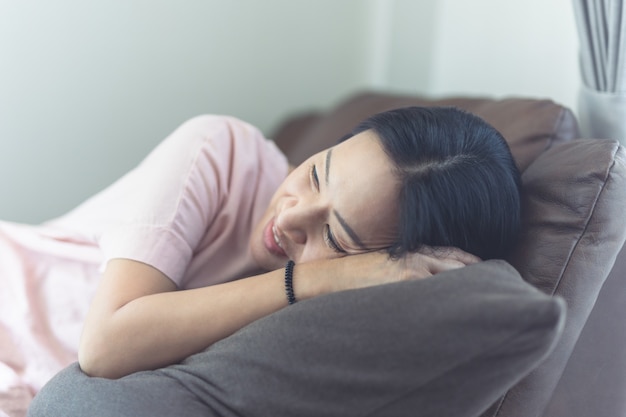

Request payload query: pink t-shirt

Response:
[49,114,289,288]
[0,115,288,406]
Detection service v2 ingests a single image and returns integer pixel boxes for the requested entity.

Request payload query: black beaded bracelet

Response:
[284,260,296,305]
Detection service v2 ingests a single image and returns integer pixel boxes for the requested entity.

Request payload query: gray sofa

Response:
[272,91,626,417]
[28,91,626,417]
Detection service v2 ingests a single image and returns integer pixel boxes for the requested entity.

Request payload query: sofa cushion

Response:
[29,261,564,417]
[482,139,626,417]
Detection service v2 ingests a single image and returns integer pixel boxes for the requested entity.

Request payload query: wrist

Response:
[292,255,382,301]
[290,258,347,301]
[284,260,296,305]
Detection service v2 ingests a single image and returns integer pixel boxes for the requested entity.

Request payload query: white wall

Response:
[362,0,580,107]
[0,0,373,223]
[0,0,581,224]
[426,0,579,111]
[389,0,440,93]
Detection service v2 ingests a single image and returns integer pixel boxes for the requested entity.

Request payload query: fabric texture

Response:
[0,115,288,415]
[577,84,626,143]
[573,0,626,143]
[46,114,288,288]
[29,260,565,417]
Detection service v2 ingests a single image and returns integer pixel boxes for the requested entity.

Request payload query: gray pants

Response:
[28,261,563,417]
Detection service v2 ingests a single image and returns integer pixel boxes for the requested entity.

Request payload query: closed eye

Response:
[324,224,346,253]
[310,164,320,191]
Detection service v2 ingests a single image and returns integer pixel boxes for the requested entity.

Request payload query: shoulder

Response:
[161,114,286,170]
[172,115,266,148]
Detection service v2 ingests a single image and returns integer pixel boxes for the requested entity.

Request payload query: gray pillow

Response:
[29,260,564,417]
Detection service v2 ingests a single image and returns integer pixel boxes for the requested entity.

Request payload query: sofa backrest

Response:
[272,91,580,172]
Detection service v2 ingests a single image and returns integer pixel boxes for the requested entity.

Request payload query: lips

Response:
[263,218,287,257]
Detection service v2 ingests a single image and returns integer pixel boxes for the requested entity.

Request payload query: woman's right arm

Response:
[80,258,306,379]
[79,248,477,379]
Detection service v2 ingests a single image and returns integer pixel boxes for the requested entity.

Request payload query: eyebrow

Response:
[324,148,367,250]
[325,148,332,187]
[333,210,366,250]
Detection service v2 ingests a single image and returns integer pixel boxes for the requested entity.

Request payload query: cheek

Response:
[281,164,309,193]
[298,244,339,264]
[343,198,399,250]
[370,204,399,243]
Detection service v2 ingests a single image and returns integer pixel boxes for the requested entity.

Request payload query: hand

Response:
[391,246,481,281]
[333,246,481,292]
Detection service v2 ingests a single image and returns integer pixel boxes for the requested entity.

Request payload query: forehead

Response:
[328,130,399,250]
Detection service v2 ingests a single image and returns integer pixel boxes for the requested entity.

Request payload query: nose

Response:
[275,196,325,245]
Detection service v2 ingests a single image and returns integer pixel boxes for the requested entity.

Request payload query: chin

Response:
[249,236,284,272]
[254,253,285,272]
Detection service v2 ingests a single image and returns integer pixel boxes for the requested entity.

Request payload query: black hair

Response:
[351,106,521,260]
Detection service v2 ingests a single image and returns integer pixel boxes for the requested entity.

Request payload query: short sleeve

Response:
[97,115,287,285]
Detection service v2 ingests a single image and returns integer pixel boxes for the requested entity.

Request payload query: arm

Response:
[80,258,298,379]
[79,249,478,379]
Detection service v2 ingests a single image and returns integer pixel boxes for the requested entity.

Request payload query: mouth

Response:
[263,218,287,258]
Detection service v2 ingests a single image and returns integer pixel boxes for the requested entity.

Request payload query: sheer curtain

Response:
[573,0,626,143]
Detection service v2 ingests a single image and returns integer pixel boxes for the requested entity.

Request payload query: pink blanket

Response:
[0,221,101,417]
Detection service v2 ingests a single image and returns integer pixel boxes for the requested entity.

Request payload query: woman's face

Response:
[250,129,399,271]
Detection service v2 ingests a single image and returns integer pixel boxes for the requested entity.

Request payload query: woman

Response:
[1,106,520,409]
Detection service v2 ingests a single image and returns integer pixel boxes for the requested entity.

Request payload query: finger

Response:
[424,246,482,265]
[430,259,467,274]
[449,250,481,265]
